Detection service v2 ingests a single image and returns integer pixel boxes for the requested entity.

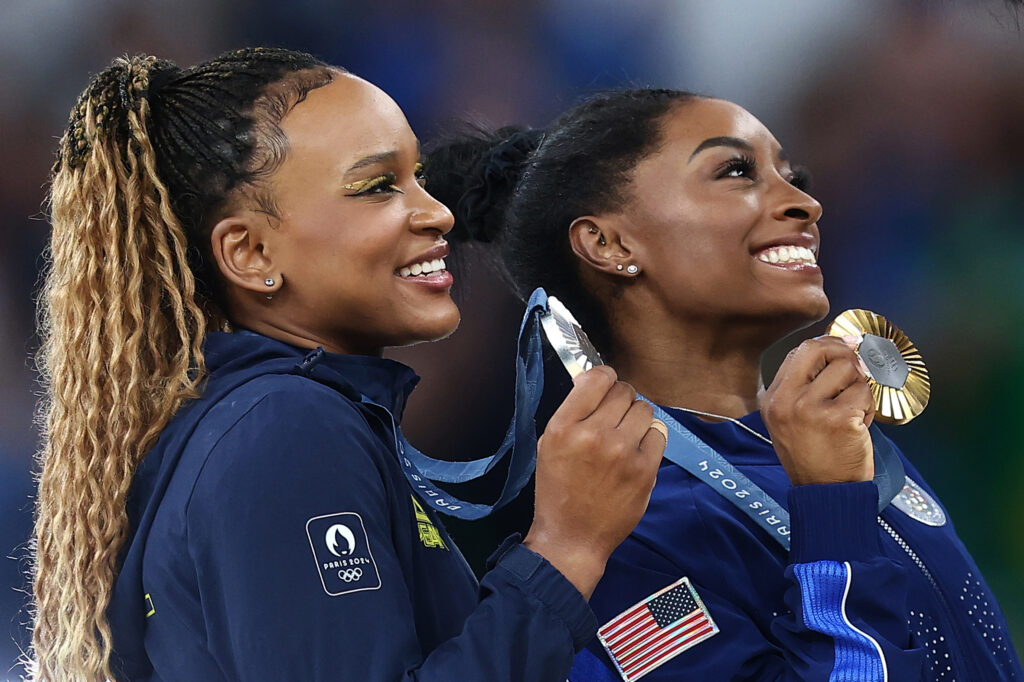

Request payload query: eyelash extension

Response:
[344,163,428,196]
[718,155,813,192]
[414,161,427,186]
[343,172,398,195]
[718,155,757,180]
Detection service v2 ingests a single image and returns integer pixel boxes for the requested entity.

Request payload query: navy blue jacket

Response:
[570,409,1022,681]
[107,331,596,681]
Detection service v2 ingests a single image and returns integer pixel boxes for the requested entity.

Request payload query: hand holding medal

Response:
[525,295,666,598]
[826,309,930,425]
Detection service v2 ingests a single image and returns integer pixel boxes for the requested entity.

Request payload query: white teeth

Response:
[399,258,449,277]
[757,245,817,266]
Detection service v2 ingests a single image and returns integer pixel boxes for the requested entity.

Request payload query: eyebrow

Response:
[344,141,424,176]
[688,136,755,162]
[345,151,399,175]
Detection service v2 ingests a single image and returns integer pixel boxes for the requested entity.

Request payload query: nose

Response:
[410,185,455,236]
[772,179,823,225]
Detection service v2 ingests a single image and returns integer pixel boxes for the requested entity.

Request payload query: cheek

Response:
[283,206,402,276]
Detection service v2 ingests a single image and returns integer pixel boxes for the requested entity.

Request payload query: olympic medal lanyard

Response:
[357,289,551,521]
[353,287,907,538]
[646,402,905,550]
[527,287,906,551]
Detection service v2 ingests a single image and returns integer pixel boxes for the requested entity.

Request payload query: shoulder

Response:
[185,374,392,514]
[203,373,374,445]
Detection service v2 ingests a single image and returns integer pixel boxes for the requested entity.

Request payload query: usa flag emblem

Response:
[597,577,719,681]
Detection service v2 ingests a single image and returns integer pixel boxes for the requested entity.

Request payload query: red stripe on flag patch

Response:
[597,576,719,681]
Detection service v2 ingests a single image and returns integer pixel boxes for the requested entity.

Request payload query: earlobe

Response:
[568,216,634,276]
[209,215,279,295]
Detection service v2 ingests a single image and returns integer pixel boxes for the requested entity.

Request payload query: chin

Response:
[399,306,462,346]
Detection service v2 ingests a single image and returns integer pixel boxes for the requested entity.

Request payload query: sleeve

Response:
[184,383,594,681]
[572,481,925,681]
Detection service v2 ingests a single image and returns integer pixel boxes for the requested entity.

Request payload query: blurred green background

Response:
[1,0,1022,675]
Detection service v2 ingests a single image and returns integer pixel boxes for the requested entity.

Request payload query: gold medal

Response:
[540,296,605,378]
[827,309,930,424]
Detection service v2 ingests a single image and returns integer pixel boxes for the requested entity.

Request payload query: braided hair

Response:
[33,47,335,681]
[425,89,699,354]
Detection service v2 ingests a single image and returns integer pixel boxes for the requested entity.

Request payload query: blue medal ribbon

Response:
[646,403,904,550]
[362,289,550,520]
[360,287,906,534]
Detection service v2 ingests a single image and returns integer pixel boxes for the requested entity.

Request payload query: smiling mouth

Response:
[755,245,817,267]
[397,258,447,278]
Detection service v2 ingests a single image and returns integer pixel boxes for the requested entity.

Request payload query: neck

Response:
[606,300,779,419]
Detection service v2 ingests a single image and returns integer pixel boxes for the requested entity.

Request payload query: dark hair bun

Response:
[425,125,542,243]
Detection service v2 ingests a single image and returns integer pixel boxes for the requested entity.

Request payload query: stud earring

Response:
[616,264,624,271]
[626,264,639,275]
[265,278,275,287]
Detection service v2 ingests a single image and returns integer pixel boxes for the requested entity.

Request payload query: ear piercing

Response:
[588,226,606,246]
[626,264,639,275]
[265,277,276,301]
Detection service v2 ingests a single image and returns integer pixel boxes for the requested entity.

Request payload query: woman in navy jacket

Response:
[426,91,1023,680]
[30,49,666,681]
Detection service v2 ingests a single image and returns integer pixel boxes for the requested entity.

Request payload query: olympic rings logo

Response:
[338,568,363,583]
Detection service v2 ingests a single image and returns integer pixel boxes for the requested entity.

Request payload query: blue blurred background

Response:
[1,0,1022,675]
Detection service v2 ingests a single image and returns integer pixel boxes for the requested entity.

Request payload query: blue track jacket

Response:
[107,331,596,681]
[570,409,1022,681]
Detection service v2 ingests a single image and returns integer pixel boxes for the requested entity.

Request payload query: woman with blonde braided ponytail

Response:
[32,48,665,681]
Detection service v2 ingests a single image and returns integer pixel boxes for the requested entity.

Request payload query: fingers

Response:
[640,418,669,460]
[616,394,653,437]
[588,379,638,429]
[834,377,876,426]
[555,365,618,422]
[780,336,863,383]
[802,352,869,402]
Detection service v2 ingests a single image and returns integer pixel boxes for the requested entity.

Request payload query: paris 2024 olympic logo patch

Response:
[306,511,382,596]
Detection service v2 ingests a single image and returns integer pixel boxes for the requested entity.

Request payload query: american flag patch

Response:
[597,577,719,681]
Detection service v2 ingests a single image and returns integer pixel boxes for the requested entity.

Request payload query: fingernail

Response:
[841,333,863,349]
[650,419,668,440]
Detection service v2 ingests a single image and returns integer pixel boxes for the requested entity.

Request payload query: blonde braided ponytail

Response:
[32,55,207,681]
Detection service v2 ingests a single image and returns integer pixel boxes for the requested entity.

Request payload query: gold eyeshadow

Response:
[342,173,395,193]
[343,163,425,195]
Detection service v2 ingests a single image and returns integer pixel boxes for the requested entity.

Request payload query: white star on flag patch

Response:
[597,576,719,681]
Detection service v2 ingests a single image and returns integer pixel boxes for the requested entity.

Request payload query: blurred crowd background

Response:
[2,0,1023,675]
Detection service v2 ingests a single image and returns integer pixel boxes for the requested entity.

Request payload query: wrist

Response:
[523,529,607,599]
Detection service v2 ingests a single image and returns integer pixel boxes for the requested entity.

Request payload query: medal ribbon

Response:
[645,402,905,551]
[351,286,907,533]
[359,289,550,520]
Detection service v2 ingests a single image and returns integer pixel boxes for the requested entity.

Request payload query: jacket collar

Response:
[204,330,420,420]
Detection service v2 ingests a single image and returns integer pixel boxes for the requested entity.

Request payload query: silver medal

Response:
[540,296,605,378]
[891,476,947,527]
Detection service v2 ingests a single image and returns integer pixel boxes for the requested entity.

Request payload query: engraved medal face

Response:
[827,309,930,425]
[891,476,947,526]
[540,296,605,378]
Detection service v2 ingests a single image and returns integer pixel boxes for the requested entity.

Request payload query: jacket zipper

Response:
[877,516,980,681]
